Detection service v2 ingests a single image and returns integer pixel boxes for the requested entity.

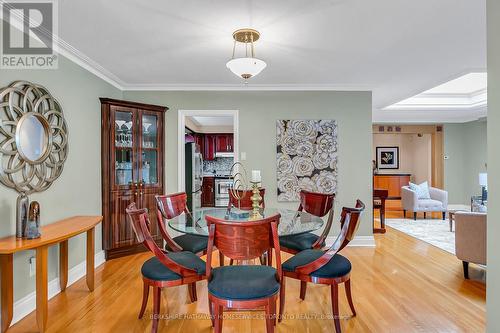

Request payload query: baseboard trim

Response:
[326,235,376,248]
[11,250,106,326]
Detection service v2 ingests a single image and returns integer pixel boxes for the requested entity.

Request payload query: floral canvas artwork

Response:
[276,120,338,202]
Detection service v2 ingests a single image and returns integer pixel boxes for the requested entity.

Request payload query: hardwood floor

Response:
[9,228,485,333]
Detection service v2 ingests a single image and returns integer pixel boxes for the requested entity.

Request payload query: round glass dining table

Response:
[167,208,324,236]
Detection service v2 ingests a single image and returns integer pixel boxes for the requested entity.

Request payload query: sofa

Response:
[401,186,448,220]
[455,212,487,279]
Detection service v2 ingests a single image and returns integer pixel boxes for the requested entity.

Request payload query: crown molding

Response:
[120,83,373,91]
[56,40,126,90]
[0,4,125,89]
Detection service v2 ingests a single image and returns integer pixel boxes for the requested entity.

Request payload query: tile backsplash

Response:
[203,157,234,174]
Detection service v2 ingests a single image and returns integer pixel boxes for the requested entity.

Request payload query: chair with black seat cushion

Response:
[157,193,226,266]
[126,203,206,333]
[279,191,335,282]
[226,188,267,265]
[279,190,335,255]
[205,213,283,333]
[279,200,365,333]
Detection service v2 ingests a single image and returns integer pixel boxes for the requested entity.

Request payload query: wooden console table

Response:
[373,174,411,212]
[0,216,102,333]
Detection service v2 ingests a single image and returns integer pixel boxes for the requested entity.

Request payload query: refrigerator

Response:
[185,142,203,213]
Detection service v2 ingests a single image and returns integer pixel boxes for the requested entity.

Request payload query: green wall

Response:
[487,0,499,330]
[444,120,487,204]
[123,91,374,237]
[0,57,122,303]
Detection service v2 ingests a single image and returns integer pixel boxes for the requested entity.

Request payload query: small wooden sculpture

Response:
[25,201,41,239]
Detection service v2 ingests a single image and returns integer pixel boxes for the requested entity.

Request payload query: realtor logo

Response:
[1,0,58,69]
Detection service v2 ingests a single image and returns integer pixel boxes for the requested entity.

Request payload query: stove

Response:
[214,178,233,207]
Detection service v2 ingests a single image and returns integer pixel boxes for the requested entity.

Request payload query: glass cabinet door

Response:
[140,113,160,186]
[113,110,135,187]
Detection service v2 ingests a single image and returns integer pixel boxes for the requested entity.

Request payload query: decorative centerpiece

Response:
[229,162,263,220]
[249,170,263,220]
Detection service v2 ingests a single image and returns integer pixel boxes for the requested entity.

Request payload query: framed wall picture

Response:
[376,146,399,169]
[276,120,338,202]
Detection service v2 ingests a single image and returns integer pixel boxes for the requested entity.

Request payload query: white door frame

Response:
[178,110,239,192]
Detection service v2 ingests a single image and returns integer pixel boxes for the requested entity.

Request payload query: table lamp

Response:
[479,173,487,204]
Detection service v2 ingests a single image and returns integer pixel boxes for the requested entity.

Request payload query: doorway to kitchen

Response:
[178,110,239,211]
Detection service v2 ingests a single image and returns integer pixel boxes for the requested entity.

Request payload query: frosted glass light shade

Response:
[479,173,488,187]
[226,57,267,79]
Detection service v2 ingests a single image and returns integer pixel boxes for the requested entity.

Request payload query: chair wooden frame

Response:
[280,190,336,255]
[227,188,266,210]
[205,213,283,333]
[155,193,225,266]
[126,203,206,333]
[280,200,365,333]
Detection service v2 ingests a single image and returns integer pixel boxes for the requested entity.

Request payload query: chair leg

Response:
[213,304,223,333]
[209,300,214,327]
[279,278,285,323]
[463,261,470,279]
[139,281,149,319]
[152,287,161,333]
[413,212,417,221]
[218,305,224,331]
[229,259,234,266]
[403,209,406,218]
[300,281,307,300]
[423,212,427,219]
[344,279,356,316]
[331,284,341,333]
[219,251,224,266]
[442,211,446,220]
[265,303,275,333]
[271,298,277,326]
[188,282,197,302]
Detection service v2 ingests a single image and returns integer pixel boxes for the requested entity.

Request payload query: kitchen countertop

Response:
[203,174,231,179]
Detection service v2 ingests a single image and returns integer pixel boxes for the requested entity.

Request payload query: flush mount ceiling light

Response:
[226,28,267,81]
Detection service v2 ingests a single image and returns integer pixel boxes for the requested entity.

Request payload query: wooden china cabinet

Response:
[100,98,168,259]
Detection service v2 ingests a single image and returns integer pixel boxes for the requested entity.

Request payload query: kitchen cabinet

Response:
[101,98,167,259]
[204,134,216,160]
[202,176,215,207]
[215,134,234,153]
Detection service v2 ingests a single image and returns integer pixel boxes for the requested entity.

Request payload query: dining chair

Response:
[205,213,283,333]
[279,190,335,255]
[156,193,225,266]
[126,203,206,333]
[279,200,365,333]
[228,188,266,210]
[227,188,266,265]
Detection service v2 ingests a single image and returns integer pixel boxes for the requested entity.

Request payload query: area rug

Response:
[385,218,455,254]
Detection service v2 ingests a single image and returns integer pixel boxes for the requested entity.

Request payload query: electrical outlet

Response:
[29,256,36,277]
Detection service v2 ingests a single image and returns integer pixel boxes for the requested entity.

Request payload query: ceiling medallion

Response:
[226,28,267,82]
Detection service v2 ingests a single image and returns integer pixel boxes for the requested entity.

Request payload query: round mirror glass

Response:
[16,113,50,163]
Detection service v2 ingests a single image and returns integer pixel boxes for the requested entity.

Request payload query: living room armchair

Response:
[401,186,448,220]
[455,212,486,279]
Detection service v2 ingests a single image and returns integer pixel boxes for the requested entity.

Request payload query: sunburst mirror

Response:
[0,81,69,194]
